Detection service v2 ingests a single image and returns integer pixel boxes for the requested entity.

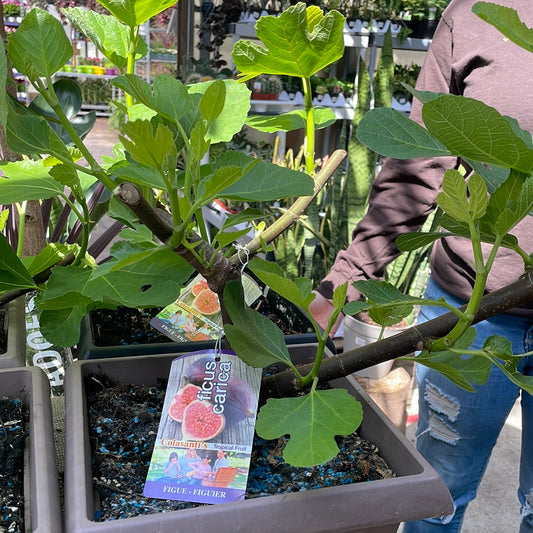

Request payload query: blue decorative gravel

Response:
[0,398,28,532]
[86,378,394,522]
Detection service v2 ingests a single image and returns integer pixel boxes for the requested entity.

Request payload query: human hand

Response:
[309,291,344,337]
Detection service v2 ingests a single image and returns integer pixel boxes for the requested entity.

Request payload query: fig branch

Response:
[232,150,347,261]
[262,271,533,398]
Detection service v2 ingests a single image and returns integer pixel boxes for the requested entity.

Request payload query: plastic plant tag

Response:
[150,274,262,343]
[143,349,262,505]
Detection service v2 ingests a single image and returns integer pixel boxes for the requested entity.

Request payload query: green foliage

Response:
[256,384,363,466]
[61,7,147,71]
[472,2,533,52]
[351,3,533,394]
[3,0,533,466]
[0,40,8,131]
[7,9,72,82]
[223,280,295,369]
[0,235,39,292]
[233,3,345,81]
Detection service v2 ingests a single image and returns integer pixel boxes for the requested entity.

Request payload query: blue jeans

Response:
[403,278,533,533]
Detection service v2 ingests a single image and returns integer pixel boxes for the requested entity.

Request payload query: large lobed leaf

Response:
[7,9,72,80]
[256,387,363,466]
[62,7,146,69]
[233,2,345,81]
[96,0,176,27]
[38,244,194,346]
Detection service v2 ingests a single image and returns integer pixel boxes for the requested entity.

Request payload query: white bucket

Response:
[343,315,403,379]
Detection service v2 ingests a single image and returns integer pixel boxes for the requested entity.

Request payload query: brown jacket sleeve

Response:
[317,13,459,301]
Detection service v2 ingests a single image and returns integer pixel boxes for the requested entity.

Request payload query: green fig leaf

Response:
[7,9,72,80]
[249,257,314,309]
[423,95,533,173]
[0,159,64,203]
[233,3,345,81]
[404,329,489,391]
[356,107,451,159]
[113,74,189,124]
[61,7,146,69]
[120,120,175,170]
[95,0,176,27]
[223,280,293,368]
[255,387,363,467]
[472,2,533,53]
[0,234,39,292]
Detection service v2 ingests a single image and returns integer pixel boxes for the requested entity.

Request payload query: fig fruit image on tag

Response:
[143,350,262,505]
[150,274,262,344]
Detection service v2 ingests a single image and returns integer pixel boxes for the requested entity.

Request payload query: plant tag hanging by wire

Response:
[150,273,262,344]
[143,349,262,505]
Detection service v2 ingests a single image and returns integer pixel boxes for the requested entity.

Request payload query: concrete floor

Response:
[84,118,525,533]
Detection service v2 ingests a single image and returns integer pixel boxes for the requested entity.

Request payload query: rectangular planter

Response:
[77,290,335,359]
[0,297,26,368]
[64,346,452,533]
[0,366,62,532]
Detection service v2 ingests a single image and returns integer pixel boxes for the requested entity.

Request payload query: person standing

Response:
[213,450,229,472]
[310,1,533,531]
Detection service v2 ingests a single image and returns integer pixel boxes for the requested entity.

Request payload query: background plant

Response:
[2,0,20,17]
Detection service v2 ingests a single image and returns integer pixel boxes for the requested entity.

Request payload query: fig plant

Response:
[1,0,533,468]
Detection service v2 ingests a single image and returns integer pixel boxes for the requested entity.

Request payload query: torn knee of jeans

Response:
[521,490,533,523]
[425,412,460,445]
[424,381,460,422]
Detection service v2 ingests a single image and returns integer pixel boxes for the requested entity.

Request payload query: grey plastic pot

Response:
[64,346,452,533]
[0,297,26,368]
[0,366,62,532]
[76,293,336,360]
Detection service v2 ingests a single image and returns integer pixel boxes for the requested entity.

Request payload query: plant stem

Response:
[15,201,26,258]
[302,77,315,176]
[125,26,138,107]
[232,149,346,262]
[262,272,533,397]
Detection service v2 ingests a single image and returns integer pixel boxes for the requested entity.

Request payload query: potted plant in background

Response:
[399,0,451,39]
[1,0,533,531]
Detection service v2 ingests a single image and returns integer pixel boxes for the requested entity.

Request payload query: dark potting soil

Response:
[86,376,394,522]
[87,289,313,348]
[0,397,28,532]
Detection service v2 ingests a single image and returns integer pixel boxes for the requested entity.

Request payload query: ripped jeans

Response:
[402,278,533,533]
